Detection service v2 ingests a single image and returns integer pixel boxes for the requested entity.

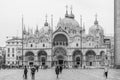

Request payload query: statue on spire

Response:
[69,5,74,19]
[94,13,98,25]
[35,25,39,34]
[23,26,26,35]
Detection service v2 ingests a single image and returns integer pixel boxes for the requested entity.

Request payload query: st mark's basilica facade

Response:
[6,7,112,68]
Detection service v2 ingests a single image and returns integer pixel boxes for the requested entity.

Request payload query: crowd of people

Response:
[23,64,109,80]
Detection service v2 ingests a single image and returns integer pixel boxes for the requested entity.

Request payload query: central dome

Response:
[57,17,79,29]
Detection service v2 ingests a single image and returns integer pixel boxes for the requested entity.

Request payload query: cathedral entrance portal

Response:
[57,55,64,65]
[29,62,33,66]
[53,47,67,67]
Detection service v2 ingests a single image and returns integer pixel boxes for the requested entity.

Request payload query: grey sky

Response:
[0,0,114,46]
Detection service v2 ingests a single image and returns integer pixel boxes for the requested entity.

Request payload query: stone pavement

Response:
[0,69,120,80]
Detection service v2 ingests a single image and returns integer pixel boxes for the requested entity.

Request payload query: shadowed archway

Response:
[72,50,83,67]
[85,50,96,66]
[38,50,47,66]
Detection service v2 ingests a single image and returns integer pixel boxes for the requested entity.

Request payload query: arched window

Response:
[8,54,10,57]
[12,54,14,57]
[31,44,33,47]
[43,44,45,47]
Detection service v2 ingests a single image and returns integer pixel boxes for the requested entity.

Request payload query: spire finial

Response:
[94,13,98,25]
[44,14,48,26]
[95,13,97,20]
[66,5,68,12]
[65,5,68,17]
[69,5,75,19]
[51,14,53,27]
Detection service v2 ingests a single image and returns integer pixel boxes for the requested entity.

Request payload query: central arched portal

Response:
[53,47,67,66]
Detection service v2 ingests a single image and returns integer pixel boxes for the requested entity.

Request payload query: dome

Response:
[89,24,104,36]
[57,17,79,29]
[89,14,104,36]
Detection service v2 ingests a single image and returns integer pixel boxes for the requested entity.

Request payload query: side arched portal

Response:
[100,51,105,66]
[85,50,96,66]
[38,50,47,66]
[72,50,83,67]
[25,51,34,66]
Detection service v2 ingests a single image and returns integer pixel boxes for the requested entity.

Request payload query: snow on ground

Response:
[0,69,120,80]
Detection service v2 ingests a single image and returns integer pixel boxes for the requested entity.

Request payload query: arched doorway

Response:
[57,55,64,65]
[25,51,34,66]
[53,34,68,46]
[85,50,96,66]
[73,50,83,67]
[53,47,67,66]
[100,51,105,66]
[38,51,47,66]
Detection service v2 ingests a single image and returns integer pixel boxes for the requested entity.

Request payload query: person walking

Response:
[36,65,39,72]
[23,66,28,80]
[104,67,108,80]
[31,65,36,80]
[59,65,63,74]
[55,65,60,79]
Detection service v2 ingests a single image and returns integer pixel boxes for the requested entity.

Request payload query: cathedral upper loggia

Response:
[5,6,113,68]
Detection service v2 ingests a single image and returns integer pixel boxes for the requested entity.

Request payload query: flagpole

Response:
[51,14,53,67]
[22,14,24,66]
[80,15,83,67]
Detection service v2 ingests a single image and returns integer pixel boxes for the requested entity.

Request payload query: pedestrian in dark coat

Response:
[35,65,39,72]
[23,66,28,80]
[59,65,63,74]
[55,66,59,79]
[104,67,108,79]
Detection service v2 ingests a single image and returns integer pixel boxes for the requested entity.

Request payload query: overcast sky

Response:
[0,0,114,46]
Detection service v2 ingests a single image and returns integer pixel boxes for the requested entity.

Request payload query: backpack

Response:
[31,67,36,74]
[24,68,28,74]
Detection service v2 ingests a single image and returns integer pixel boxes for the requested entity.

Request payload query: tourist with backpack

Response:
[31,65,36,80]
